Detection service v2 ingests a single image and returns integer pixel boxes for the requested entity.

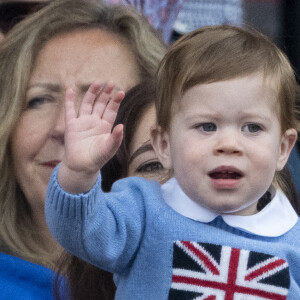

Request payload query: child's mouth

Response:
[209,170,242,180]
[208,167,243,189]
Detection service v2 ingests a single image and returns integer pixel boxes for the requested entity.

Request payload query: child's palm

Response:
[64,82,124,174]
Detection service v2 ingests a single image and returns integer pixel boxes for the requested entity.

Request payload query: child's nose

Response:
[213,130,242,155]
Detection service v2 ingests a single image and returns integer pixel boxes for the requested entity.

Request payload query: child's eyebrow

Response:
[184,112,220,121]
[128,142,154,165]
[187,110,273,119]
[237,111,274,120]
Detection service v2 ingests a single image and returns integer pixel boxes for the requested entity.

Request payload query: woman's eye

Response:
[136,161,164,173]
[196,122,217,132]
[242,123,262,133]
[26,97,52,109]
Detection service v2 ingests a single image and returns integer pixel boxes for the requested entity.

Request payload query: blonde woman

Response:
[0,0,166,298]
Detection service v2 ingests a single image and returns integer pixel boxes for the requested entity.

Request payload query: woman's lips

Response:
[208,166,243,189]
[42,160,61,168]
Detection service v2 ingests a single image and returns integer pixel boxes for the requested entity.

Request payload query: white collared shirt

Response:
[161,177,298,237]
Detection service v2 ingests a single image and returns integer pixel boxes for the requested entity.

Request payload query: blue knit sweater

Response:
[46,168,300,299]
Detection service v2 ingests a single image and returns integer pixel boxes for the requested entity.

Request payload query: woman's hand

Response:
[58,81,125,194]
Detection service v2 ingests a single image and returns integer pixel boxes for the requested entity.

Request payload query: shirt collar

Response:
[161,177,298,237]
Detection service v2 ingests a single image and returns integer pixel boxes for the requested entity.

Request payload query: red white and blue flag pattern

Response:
[169,241,290,300]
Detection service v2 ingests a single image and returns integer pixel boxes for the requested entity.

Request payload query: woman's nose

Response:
[51,106,65,144]
[213,130,242,155]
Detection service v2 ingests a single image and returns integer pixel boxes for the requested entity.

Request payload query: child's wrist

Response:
[57,163,99,194]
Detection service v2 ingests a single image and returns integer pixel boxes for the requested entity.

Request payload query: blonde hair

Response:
[155,25,299,211]
[0,0,166,268]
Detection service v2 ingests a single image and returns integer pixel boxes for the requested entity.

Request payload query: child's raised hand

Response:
[58,81,125,193]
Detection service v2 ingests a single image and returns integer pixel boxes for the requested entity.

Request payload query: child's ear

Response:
[151,126,173,169]
[276,128,298,171]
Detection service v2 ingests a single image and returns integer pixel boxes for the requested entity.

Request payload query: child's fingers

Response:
[79,82,102,116]
[65,88,77,122]
[97,124,123,168]
[92,82,114,118]
[101,90,125,125]
[103,124,124,160]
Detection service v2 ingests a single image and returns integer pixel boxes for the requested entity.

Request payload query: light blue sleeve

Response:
[45,166,147,274]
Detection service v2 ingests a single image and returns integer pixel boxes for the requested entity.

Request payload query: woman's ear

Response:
[276,128,298,171]
[151,126,173,169]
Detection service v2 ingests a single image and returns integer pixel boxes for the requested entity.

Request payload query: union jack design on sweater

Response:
[169,241,290,300]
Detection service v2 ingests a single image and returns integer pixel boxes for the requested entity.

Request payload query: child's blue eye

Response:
[242,123,262,133]
[197,122,217,132]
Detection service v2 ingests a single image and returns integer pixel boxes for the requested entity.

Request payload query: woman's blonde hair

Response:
[0,0,166,268]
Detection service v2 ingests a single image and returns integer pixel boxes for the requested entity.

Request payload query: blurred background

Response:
[243,0,300,84]
[0,0,299,81]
